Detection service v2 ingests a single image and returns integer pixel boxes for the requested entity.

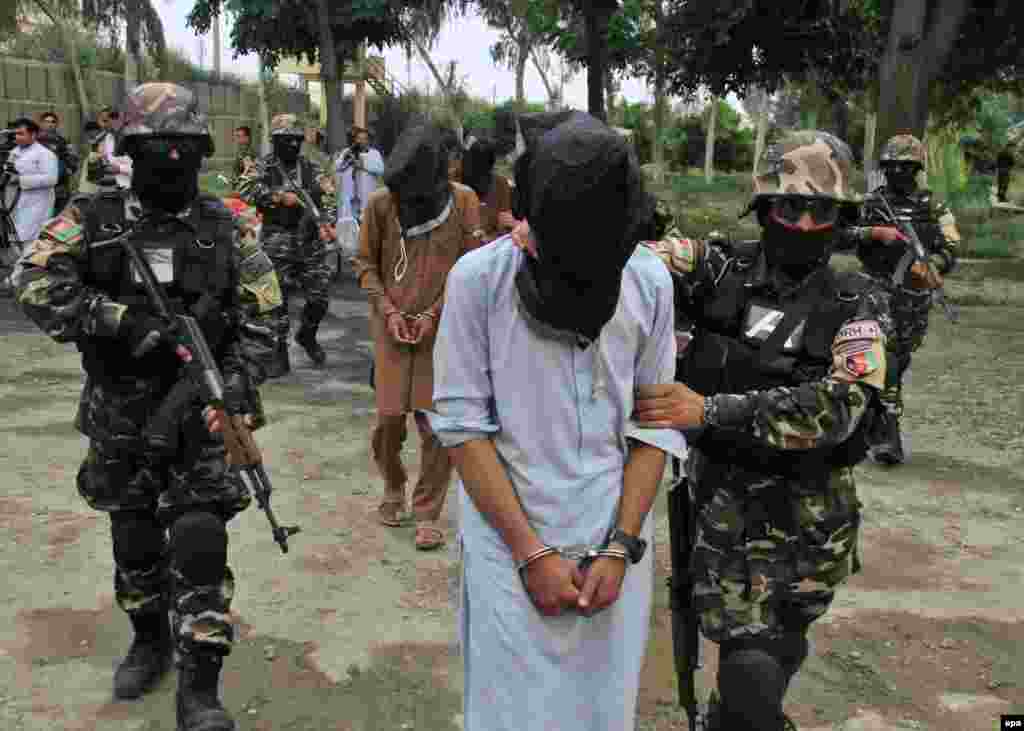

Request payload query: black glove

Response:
[118,311,172,358]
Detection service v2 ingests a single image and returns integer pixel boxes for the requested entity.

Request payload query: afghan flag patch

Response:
[845,349,880,377]
[47,218,84,246]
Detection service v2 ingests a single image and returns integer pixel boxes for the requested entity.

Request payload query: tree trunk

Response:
[604,70,617,125]
[212,11,221,77]
[257,69,272,157]
[650,0,666,180]
[530,48,557,108]
[864,109,879,191]
[753,88,769,176]
[514,36,529,105]
[124,0,141,89]
[873,0,971,168]
[584,1,616,122]
[832,97,849,141]
[314,0,345,153]
[32,0,91,122]
[705,97,717,183]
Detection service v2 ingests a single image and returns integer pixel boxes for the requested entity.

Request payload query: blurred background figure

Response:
[460,136,515,244]
[37,110,79,215]
[335,125,383,258]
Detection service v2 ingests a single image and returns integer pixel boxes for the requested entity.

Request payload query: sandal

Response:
[414,522,445,550]
[377,502,408,527]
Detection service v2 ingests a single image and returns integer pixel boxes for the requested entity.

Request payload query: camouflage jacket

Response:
[237,153,336,230]
[230,143,257,192]
[840,186,959,278]
[12,192,283,411]
[645,231,892,455]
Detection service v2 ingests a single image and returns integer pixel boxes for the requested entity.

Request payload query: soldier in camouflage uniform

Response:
[13,82,283,731]
[635,131,892,731]
[238,113,336,367]
[228,125,256,194]
[840,134,959,464]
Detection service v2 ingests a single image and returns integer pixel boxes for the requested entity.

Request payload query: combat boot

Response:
[871,412,905,465]
[176,652,235,731]
[113,610,173,699]
[295,300,328,366]
[294,326,325,365]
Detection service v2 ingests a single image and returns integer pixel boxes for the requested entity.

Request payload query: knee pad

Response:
[717,648,789,731]
[110,511,166,571]
[169,511,228,586]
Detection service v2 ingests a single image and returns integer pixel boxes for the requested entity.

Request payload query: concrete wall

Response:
[0,56,308,170]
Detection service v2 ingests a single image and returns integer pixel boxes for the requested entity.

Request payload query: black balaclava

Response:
[272,134,303,165]
[882,162,920,196]
[461,137,497,199]
[129,136,204,213]
[383,124,450,232]
[757,203,838,282]
[516,113,649,346]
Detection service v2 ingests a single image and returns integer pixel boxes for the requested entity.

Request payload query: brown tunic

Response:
[479,175,514,244]
[355,183,482,415]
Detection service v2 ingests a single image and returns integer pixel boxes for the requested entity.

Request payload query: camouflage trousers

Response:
[690,455,862,643]
[869,278,931,413]
[75,378,251,656]
[262,227,332,310]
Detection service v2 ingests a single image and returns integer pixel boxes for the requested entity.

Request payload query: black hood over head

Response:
[129,137,203,213]
[461,137,497,199]
[515,112,650,346]
[272,135,302,164]
[383,123,451,231]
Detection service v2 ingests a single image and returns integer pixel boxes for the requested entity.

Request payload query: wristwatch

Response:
[609,529,647,564]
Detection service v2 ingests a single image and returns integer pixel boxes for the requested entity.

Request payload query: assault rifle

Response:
[875,192,959,322]
[121,234,301,553]
[273,161,339,252]
[667,458,705,731]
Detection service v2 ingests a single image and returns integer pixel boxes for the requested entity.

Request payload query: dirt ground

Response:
[0,257,1021,731]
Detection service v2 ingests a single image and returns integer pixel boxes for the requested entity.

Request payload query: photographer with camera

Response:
[2,118,58,293]
[334,126,383,257]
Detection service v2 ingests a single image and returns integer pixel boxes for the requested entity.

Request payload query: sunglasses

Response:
[769,196,840,227]
[133,137,207,159]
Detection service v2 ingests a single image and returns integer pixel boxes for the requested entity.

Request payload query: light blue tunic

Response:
[427,237,686,731]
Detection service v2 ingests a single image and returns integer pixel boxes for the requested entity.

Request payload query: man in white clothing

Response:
[97,107,133,189]
[4,118,59,253]
[335,126,383,256]
[428,112,685,731]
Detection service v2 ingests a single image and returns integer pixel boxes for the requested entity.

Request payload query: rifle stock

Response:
[121,236,300,553]
[667,459,704,731]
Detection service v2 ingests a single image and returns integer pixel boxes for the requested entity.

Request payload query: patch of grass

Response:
[199,170,232,197]
[669,172,751,197]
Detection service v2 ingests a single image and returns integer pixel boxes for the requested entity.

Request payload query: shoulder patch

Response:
[832,318,885,389]
[46,217,84,245]
[643,235,701,274]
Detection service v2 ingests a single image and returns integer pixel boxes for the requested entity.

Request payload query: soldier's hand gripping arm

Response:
[13,203,133,342]
[636,288,892,451]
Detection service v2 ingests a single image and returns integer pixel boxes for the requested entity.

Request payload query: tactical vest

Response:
[77,191,236,380]
[677,241,874,475]
[258,157,315,231]
[860,189,942,279]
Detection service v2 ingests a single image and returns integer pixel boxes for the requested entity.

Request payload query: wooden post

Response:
[354,42,367,129]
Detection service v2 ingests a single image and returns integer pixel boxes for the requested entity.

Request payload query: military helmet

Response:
[879,134,926,167]
[117,82,214,157]
[752,130,857,203]
[270,113,305,137]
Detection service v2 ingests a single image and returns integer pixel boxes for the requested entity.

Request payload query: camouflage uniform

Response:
[646,131,891,731]
[238,113,336,367]
[229,142,257,192]
[840,134,959,463]
[14,83,275,728]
